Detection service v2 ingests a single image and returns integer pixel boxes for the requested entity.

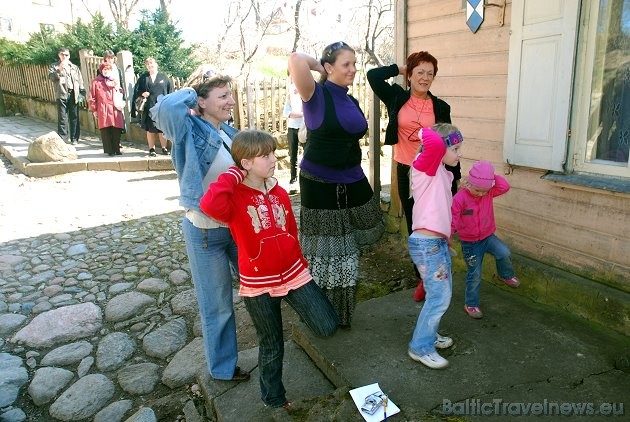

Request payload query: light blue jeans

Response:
[244,280,338,407]
[182,218,239,380]
[461,234,514,307]
[408,233,452,356]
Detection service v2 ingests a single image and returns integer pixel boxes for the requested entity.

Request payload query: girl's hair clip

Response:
[443,131,463,147]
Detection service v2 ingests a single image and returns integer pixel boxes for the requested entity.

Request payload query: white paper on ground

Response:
[349,382,400,422]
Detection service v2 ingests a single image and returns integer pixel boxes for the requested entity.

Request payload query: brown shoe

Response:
[229,366,250,382]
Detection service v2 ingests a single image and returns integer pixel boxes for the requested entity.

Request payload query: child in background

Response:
[451,160,520,319]
[407,124,463,369]
[199,129,338,409]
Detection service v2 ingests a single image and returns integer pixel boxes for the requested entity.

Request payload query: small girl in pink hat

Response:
[451,160,520,319]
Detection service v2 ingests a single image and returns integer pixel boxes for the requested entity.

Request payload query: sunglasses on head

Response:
[202,69,223,81]
[323,41,348,59]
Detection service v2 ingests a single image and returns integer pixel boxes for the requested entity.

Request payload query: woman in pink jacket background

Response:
[451,160,521,320]
[88,62,124,156]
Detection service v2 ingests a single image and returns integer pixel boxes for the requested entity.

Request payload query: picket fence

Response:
[0,58,384,135]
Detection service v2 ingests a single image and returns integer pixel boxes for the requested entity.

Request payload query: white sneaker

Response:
[434,334,453,349]
[408,349,449,369]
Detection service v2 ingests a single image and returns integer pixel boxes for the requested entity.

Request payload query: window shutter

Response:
[503,0,580,171]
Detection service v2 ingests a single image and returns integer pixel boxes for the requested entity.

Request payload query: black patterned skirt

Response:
[299,170,385,326]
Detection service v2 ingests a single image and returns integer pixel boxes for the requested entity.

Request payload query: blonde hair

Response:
[432,123,459,138]
[231,130,276,170]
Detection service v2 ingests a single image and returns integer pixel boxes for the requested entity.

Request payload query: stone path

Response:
[0,115,394,421]
[0,206,235,421]
[0,150,265,421]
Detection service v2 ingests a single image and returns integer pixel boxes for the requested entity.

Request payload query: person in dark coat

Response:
[131,57,172,156]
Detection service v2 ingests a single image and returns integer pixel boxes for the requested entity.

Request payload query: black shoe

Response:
[115,151,122,156]
[108,153,115,157]
[149,148,157,157]
[161,147,170,155]
[223,366,250,382]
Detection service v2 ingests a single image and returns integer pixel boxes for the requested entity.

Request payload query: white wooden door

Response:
[503,0,580,171]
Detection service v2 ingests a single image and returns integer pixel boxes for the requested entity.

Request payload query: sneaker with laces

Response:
[149,148,157,157]
[434,334,453,349]
[464,305,483,319]
[162,147,170,155]
[408,349,449,369]
[500,276,521,288]
[413,279,426,302]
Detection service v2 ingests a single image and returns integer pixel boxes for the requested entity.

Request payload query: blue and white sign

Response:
[466,0,484,33]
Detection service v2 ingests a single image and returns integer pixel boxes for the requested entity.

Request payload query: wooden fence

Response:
[0,58,384,135]
[0,55,388,196]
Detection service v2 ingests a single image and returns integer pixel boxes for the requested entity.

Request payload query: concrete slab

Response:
[294,274,630,420]
[202,341,335,421]
[0,115,174,176]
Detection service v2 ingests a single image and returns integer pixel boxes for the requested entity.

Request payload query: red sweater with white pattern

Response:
[199,166,309,290]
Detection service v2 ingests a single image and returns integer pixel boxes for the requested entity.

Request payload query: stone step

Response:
[197,340,337,421]
[292,286,630,421]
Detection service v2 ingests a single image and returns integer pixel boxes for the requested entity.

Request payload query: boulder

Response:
[27,131,78,163]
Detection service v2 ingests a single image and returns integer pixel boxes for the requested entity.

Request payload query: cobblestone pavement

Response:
[0,154,278,421]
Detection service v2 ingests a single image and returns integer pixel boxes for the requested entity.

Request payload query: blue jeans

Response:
[182,218,239,380]
[408,233,452,356]
[461,234,514,307]
[244,280,338,407]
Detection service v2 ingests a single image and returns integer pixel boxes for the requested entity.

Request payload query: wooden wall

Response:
[405,0,630,292]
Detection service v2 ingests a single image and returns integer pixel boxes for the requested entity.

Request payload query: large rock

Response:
[0,353,28,408]
[104,292,155,322]
[10,303,102,348]
[28,367,74,406]
[27,131,78,163]
[48,374,115,420]
[161,337,206,388]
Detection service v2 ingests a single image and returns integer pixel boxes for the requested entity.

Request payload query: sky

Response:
[136,0,362,46]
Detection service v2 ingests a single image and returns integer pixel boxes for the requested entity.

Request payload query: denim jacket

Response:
[150,88,238,211]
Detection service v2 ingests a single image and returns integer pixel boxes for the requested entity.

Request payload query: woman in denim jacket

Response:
[150,76,250,382]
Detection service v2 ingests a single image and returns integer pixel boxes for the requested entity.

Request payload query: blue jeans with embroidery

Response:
[182,218,239,380]
[244,280,338,407]
[461,234,514,307]
[408,232,452,356]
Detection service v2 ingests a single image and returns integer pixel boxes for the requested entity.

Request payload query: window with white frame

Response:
[572,0,630,178]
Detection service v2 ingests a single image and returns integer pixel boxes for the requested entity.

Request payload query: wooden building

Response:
[392,0,629,334]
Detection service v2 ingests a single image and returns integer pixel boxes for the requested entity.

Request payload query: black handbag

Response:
[134,96,147,112]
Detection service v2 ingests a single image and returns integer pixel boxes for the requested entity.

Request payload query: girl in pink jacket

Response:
[407,124,463,370]
[451,160,520,319]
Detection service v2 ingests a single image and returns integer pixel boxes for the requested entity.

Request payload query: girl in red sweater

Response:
[199,129,338,409]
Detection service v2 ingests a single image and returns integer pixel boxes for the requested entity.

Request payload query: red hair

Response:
[405,51,438,87]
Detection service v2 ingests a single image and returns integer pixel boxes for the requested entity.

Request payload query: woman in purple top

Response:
[288,42,384,326]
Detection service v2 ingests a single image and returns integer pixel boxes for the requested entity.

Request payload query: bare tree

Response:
[292,0,303,52]
[361,0,393,66]
[159,0,172,16]
[107,0,141,30]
